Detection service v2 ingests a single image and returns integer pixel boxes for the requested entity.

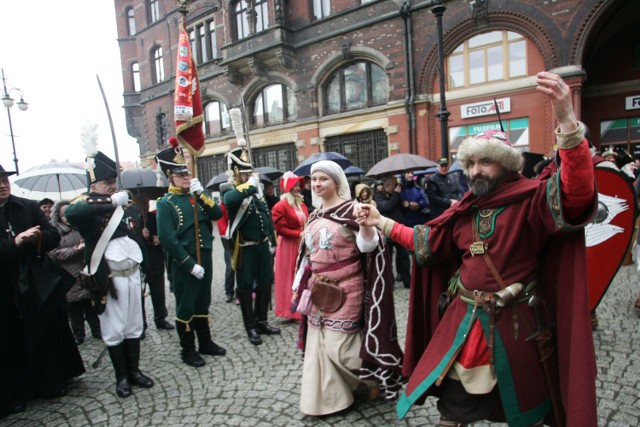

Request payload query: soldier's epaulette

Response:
[70,194,88,204]
[86,196,113,204]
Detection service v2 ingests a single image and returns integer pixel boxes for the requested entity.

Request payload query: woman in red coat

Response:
[272,172,308,320]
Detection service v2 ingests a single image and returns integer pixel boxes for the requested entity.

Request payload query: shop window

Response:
[449,118,530,155]
[325,129,388,174]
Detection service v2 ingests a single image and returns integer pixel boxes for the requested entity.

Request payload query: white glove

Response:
[190,178,204,195]
[190,264,205,280]
[269,245,276,255]
[247,174,260,188]
[111,191,130,206]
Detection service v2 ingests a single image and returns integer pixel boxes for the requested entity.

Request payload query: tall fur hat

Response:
[456,129,523,175]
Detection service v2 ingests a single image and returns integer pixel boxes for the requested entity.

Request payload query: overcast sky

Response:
[0,1,140,174]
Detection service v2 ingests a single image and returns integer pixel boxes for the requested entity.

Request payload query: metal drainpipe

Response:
[400,1,416,154]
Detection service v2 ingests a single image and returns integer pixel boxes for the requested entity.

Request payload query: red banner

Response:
[174,24,204,156]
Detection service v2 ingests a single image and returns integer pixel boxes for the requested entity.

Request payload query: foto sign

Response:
[625,95,640,110]
[461,98,511,119]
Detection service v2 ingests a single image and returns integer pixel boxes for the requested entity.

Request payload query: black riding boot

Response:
[254,285,280,335]
[107,344,131,398]
[237,290,262,345]
[124,338,154,388]
[192,317,226,356]
[176,322,205,367]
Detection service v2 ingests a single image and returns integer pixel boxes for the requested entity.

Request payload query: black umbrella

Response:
[294,152,353,176]
[365,154,437,178]
[121,168,168,199]
[254,166,283,181]
[206,171,272,192]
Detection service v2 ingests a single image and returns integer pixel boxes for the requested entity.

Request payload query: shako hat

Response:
[86,151,117,185]
[226,147,253,179]
[156,137,190,178]
[0,164,17,177]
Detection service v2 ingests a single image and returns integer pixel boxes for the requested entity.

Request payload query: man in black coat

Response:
[0,164,84,418]
[426,158,463,219]
[373,176,411,288]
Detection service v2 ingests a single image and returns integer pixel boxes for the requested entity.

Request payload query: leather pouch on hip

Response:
[310,275,345,313]
[78,270,99,292]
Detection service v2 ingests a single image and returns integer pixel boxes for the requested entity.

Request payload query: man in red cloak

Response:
[355,71,597,426]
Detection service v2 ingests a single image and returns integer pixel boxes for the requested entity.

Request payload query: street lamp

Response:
[1,68,28,175]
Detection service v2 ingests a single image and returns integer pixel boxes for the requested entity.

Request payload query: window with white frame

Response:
[126,7,136,36]
[324,61,388,115]
[132,62,141,92]
[447,31,526,89]
[313,0,330,20]
[151,46,164,84]
[188,19,217,64]
[234,0,269,40]
[252,84,297,127]
[205,101,230,136]
[147,0,160,24]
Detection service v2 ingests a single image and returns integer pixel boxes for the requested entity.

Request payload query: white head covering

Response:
[310,160,351,209]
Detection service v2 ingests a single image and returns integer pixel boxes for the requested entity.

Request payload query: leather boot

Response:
[176,322,205,367]
[237,290,262,345]
[192,317,226,356]
[255,285,280,335]
[124,339,154,388]
[107,344,131,398]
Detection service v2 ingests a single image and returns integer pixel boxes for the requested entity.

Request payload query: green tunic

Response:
[156,188,222,323]
[223,183,276,291]
[64,194,147,314]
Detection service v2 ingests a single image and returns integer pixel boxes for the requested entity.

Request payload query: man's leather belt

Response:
[239,236,269,247]
[108,264,139,278]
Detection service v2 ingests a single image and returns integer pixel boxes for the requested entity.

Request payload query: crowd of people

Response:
[4,70,635,426]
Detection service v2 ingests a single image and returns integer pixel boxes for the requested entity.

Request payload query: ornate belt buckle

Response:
[470,241,487,256]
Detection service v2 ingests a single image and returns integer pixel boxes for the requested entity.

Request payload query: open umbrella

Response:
[11,161,87,201]
[344,165,365,176]
[365,153,437,178]
[293,152,352,176]
[121,168,169,199]
[254,166,283,181]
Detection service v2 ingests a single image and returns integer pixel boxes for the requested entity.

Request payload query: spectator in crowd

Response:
[272,171,308,320]
[38,198,54,220]
[263,181,279,211]
[373,176,410,288]
[301,175,315,215]
[426,158,463,219]
[401,170,429,227]
[48,200,101,345]
[355,183,376,206]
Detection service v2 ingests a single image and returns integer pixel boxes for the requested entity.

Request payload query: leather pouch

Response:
[78,270,99,293]
[311,275,345,313]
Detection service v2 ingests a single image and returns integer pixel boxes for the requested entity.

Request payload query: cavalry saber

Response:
[96,74,123,189]
[92,346,108,369]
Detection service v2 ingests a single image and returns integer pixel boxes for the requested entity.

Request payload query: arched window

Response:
[131,62,140,92]
[205,101,230,136]
[126,7,136,36]
[234,0,269,41]
[147,0,160,24]
[324,61,387,115]
[447,31,527,89]
[151,46,164,84]
[253,84,297,127]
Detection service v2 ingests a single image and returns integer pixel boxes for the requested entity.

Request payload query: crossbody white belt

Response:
[83,206,125,276]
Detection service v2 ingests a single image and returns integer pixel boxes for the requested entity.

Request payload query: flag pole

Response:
[96,74,123,189]
[177,1,201,265]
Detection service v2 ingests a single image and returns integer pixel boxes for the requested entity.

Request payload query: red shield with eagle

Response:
[586,168,637,310]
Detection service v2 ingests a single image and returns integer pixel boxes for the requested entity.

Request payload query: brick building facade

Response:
[113,0,639,185]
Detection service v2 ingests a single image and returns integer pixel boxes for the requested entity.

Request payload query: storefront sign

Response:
[625,95,640,110]
[461,98,511,119]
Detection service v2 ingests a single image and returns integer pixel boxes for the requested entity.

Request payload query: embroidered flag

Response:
[174,23,205,156]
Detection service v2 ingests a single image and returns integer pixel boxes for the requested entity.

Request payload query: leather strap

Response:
[85,205,124,275]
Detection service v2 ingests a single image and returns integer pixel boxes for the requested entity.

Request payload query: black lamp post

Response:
[431,0,450,159]
[1,68,29,175]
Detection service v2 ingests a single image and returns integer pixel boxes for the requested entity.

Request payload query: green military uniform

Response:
[155,143,226,367]
[156,187,221,324]
[223,146,280,345]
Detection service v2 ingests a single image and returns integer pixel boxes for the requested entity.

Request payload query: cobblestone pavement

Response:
[2,228,639,426]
